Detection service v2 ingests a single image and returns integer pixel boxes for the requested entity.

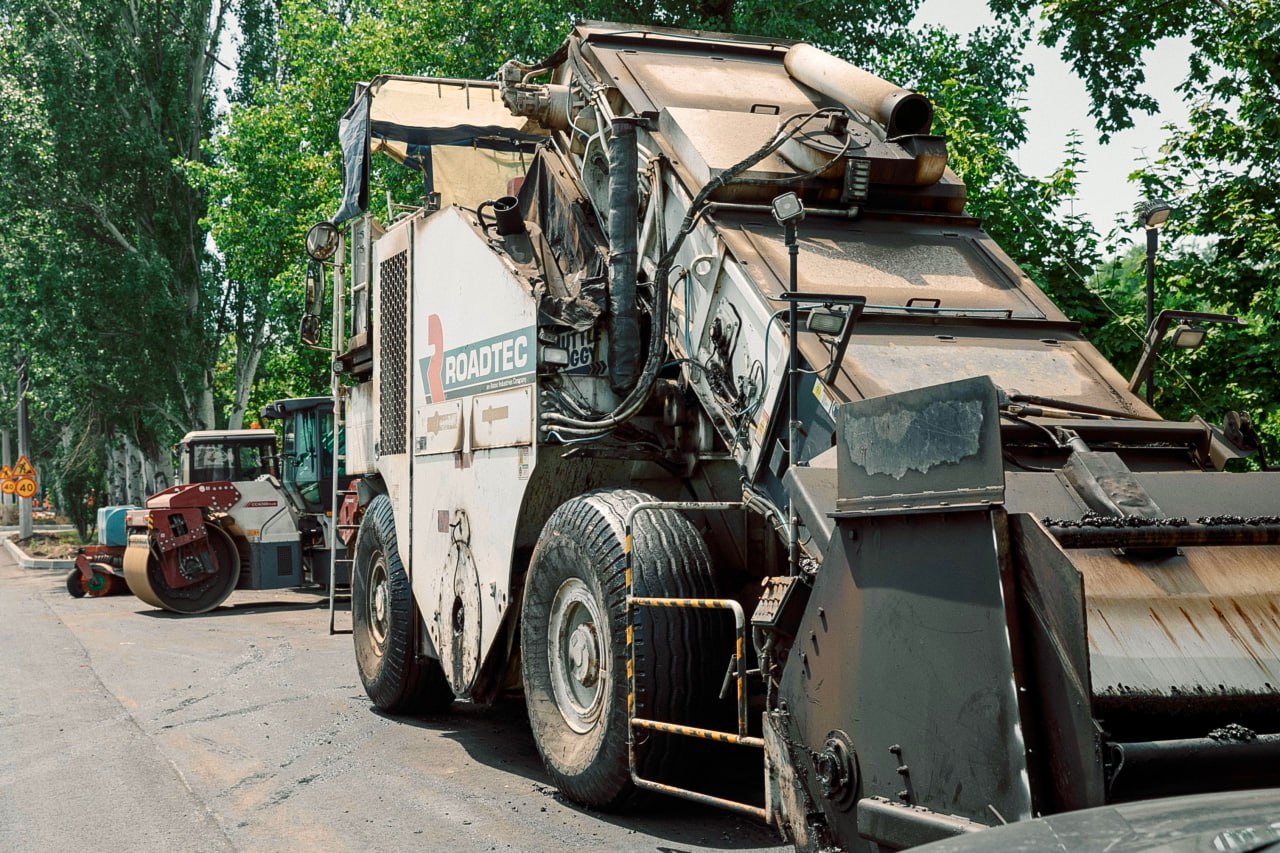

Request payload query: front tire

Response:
[66,569,87,598]
[521,489,728,809]
[352,494,453,714]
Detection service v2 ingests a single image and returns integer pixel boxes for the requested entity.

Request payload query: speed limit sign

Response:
[15,477,36,499]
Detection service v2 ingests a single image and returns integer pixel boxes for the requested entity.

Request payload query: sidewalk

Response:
[2,525,78,569]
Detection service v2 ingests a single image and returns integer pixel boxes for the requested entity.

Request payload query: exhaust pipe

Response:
[607,119,640,393]
[785,44,933,137]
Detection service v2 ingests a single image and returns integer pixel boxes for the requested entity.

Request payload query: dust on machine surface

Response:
[299,21,1280,852]
[119,396,347,614]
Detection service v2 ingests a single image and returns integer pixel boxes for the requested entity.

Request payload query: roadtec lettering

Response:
[444,337,528,385]
[421,318,535,401]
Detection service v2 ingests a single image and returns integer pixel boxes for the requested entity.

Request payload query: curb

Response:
[4,535,76,570]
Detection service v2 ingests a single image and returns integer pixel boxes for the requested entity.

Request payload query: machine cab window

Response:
[177,430,279,485]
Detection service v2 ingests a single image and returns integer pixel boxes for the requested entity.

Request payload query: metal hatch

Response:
[727,216,1049,319]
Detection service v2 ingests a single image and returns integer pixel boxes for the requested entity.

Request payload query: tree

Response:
[0,0,233,507]
[995,0,1280,456]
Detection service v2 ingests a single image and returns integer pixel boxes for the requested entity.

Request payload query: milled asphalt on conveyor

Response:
[0,548,787,852]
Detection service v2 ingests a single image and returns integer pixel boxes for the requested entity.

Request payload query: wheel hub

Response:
[367,555,390,654]
[548,577,607,734]
[568,623,599,687]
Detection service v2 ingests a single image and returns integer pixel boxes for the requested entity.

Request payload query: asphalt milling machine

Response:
[302,21,1280,852]
[91,396,349,614]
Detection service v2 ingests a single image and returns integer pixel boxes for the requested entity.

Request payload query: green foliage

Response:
[1001,0,1280,457]
[0,0,230,500]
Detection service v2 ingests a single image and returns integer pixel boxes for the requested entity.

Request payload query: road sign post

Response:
[16,362,31,539]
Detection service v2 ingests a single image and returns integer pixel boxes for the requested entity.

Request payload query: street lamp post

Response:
[1138,199,1173,404]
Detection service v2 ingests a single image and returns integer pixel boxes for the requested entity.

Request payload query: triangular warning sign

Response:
[0,465,10,479]
[12,455,34,477]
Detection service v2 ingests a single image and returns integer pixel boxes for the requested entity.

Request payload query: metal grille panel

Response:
[379,250,408,455]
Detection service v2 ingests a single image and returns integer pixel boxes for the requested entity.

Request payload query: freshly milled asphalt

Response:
[0,548,788,852]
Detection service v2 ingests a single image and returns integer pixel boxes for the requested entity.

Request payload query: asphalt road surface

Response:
[0,550,788,852]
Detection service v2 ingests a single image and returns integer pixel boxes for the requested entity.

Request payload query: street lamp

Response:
[1137,198,1173,403]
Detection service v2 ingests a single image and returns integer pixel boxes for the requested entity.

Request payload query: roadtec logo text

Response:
[421,315,535,402]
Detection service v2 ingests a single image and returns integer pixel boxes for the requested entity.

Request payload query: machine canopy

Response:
[334,75,546,224]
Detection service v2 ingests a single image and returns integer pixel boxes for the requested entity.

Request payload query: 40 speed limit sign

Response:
[15,477,36,499]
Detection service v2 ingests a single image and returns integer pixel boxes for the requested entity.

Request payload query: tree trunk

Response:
[106,438,126,505]
[228,312,269,430]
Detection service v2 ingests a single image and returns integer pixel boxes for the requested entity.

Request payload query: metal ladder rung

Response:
[631,775,768,821]
[631,717,763,747]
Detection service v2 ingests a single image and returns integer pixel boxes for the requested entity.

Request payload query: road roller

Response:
[120,397,346,614]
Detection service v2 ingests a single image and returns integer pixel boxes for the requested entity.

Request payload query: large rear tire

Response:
[352,494,453,715]
[521,488,728,809]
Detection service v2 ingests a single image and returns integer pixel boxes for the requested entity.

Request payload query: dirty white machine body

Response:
[314,23,1280,853]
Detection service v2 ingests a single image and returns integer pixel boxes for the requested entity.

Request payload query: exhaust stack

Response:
[785,44,934,137]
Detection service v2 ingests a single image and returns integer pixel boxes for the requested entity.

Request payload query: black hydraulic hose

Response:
[1007,392,1159,421]
[607,119,640,393]
[542,107,849,436]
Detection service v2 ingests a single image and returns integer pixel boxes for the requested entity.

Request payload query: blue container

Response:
[97,505,139,548]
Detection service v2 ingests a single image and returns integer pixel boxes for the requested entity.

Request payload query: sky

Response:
[914,0,1192,237]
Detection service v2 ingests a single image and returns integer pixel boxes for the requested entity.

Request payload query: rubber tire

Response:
[66,569,87,598]
[352,494,453,715]
[521,488,728,809]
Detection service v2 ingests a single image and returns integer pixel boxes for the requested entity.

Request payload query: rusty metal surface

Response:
[1132,471,1280,518]
[816,327,1144,415]
[615,50,814,117]
[1070,543,1280,707]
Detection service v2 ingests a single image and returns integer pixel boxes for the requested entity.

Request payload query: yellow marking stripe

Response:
[630,719,763,747]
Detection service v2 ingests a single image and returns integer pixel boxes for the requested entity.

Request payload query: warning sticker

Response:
[812,381,837,420]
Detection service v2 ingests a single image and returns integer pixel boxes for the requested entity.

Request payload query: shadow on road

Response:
[380,699,781,851]
[135,598,330,618]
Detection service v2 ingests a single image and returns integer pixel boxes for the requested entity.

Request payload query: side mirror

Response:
[305,260,326,317]
[300,261,325,347]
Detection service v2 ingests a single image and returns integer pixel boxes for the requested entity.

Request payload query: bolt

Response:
[898,790,910,802]
[889,744,902,755]
[896,764,910,776]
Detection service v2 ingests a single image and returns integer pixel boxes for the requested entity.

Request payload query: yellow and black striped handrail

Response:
[623,500,767,822]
